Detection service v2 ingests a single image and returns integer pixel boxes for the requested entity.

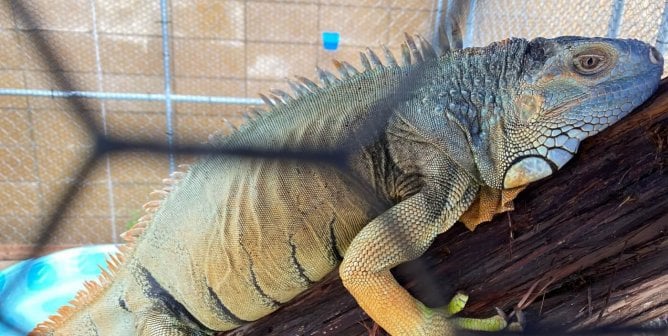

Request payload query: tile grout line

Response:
[159,0,176,173]
[7,1,49,240]
[316,1,321,70]
[90,0,118,243]
[244,1,248,100]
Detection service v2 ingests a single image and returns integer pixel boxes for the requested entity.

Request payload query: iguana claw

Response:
[494,307,526,332]
[494,307,508,321]
[507,309,526,332]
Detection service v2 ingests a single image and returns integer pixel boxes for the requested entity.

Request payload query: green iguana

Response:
[32,34,663,335]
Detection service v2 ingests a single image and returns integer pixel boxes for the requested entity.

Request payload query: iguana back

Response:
[32,35,663,335]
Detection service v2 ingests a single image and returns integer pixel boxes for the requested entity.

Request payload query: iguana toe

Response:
[451,314,508,332]
[442,293,508,332]
[445,292,469,316]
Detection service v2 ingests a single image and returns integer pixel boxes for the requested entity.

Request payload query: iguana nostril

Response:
[649,46,663,65]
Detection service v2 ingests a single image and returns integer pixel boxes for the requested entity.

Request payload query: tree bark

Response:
[225,80,668,335]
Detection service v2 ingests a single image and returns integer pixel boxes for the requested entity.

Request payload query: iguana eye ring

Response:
[573,54,607,74]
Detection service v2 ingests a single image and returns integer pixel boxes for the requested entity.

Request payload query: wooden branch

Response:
[226,80,668,335]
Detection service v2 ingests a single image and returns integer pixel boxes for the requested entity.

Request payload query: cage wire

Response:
[0,0,666,334]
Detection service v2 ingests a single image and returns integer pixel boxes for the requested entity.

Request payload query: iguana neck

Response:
[416,38,530,186]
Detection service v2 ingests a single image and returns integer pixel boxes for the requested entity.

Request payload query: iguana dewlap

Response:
[31,35,663,335]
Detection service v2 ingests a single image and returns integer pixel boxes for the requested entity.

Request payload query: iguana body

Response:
[32,35,662,335]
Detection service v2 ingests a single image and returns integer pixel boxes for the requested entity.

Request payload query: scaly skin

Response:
[32,36,662,335]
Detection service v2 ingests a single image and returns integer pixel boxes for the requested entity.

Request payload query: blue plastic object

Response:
[0,244,119,335]
[322,31,340,51]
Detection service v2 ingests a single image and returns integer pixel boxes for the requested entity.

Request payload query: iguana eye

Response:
[573,54,606,75]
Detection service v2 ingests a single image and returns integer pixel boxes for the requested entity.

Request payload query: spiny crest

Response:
[256,33,452,110]
[29,252,126,335]
[437,21,464,52]
[207,118,242,144]
[205,31,462,144]
[120,166,188,244]
[30,164,191,334]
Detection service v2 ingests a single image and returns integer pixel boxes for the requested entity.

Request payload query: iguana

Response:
[31,34,663,335]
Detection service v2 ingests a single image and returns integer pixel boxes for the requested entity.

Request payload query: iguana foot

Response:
[438,293,508,332]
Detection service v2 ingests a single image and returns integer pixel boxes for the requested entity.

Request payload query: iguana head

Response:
[494,36,662,189]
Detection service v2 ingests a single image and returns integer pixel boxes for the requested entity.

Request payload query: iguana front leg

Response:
[339,171,503,335]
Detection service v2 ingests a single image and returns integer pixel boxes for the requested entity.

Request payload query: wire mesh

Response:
[0,0,666,334]
[0,0,449,250]
[0,0,660,250]
[470,0,666,54]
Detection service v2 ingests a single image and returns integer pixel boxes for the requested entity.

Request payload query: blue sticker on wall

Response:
[322,32,340,51]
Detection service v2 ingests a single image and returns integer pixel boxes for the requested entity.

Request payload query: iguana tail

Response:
[30,165,191,335]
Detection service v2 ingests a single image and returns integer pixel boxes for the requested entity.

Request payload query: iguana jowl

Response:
[32,35,662,335]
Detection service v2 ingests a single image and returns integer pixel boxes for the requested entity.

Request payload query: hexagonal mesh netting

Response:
[0,0,666,334]
[0,0,665,274]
